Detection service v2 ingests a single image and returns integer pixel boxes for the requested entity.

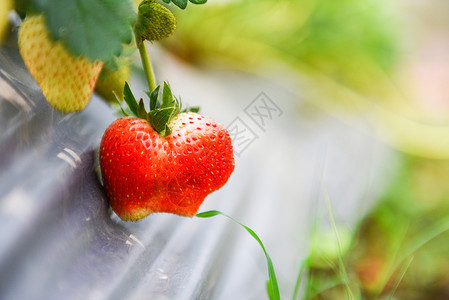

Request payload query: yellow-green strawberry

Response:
[0,0,12,43]
[133,0,142,9]
[95,64,131,103]
[18,15,104,113]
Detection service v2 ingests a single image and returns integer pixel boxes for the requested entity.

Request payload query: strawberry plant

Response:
[9,0,281,298]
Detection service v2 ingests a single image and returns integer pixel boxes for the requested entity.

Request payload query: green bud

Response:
[135,0,176,42]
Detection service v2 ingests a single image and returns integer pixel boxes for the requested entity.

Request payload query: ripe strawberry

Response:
[99,83,234,221]
[18,15,104,113]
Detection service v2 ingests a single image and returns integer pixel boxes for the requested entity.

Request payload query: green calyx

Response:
[135,0,176,45]
[118,82,199,136]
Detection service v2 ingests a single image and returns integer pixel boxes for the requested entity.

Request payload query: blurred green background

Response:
[165,0,449,159]
[162,1,449,298]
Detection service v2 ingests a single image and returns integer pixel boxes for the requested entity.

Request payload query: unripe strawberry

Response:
[0,0,12,42]
[95,64,131,103]
[18,15,104,113]
[135,0,176,44]
[133,0,142,9]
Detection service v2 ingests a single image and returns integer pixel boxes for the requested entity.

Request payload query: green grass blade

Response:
[318,170,354,300]
[374,223,409,298]
[196,210,280,300]
[196,210,221,218]
[388,256,413,300]
[292,259,306,300]
[383,216,449,291]
[402,216,449,261]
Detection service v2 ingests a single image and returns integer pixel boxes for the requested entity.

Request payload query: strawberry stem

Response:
[138,41,157,92]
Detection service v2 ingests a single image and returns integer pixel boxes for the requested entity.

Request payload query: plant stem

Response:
[138,41,157,92]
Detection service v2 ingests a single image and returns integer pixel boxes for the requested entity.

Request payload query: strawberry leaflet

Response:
[119,82,198,136]
[16,0,135,65]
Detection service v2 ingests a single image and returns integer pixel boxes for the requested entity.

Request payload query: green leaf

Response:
[388,256,414,300]
[189,0,207,4]
[161,0,206,8]
[170,0,187,9]
[103,56,119,71]
[266,280,274,300]
[124,82,138,116]
[22,0,136,64]
[147,85,161,111]
[137,99,148,119]
[144,82,182,136]
[196,210,281,300]
[161,82,174,108]
[112,91,129,117]
[196,210,221,218]
[163,124,172,136]
[182,106,200,113]
[148,107,177,133]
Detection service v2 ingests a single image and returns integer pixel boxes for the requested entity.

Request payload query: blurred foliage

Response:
[167,0,449,160]
[303,156,449,299]
[166,0,399,100]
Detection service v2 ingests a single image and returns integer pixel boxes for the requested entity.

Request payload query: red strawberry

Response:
[99,83,234,221]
